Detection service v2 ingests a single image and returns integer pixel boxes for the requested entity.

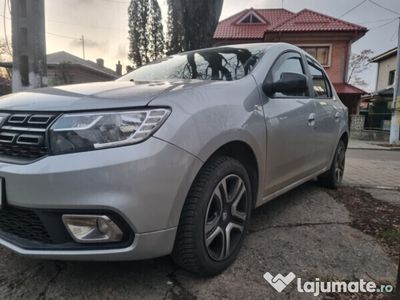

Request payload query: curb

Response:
[348,147,400,151]
[343,183,400,191]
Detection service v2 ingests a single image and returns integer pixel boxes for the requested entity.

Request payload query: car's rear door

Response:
[262,51,319,195]
[306,59,340,169]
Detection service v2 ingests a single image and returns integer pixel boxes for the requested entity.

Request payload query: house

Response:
[214,8,368,115]
[371,47,397,95]
[0,51,122,89]
[359,48,397,137]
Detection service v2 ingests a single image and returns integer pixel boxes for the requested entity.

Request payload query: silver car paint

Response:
[0,43,348,260]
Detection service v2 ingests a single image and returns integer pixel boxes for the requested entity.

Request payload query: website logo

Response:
[263,272,296,292]
[263,271,394,297]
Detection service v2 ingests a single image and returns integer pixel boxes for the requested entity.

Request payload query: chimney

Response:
[116,61,122,77]
[96,58,104,68]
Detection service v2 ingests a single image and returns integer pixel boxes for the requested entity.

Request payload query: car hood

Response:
[0,80,211,112]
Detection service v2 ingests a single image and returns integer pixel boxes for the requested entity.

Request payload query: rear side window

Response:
[271,56,307,97]
[308,62,332,98]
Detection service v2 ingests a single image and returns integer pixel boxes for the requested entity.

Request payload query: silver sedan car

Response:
[0,43,348,276]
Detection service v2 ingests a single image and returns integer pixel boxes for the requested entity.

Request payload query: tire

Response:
[317,140,346,189]
[172,156,253,276]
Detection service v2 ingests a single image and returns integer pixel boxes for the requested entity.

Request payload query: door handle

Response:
[334,111,341,122]
[308,113,316,127]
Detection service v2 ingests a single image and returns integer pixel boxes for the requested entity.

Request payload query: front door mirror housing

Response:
[263,72,308,97]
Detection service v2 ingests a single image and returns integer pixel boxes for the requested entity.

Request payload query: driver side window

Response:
[272,56,307,97]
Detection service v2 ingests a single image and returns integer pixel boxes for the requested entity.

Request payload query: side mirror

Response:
[263,72,308,97]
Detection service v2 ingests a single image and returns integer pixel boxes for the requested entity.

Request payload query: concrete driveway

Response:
[0,181,397,299]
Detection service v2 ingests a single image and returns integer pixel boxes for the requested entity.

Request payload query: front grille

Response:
[0,207,52,244]
[0,113,57,160]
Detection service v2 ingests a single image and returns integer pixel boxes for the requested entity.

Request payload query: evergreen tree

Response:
[128,0,164,68]
[166,0,184,55]
[149,0,164,61]
[166,0,223,54]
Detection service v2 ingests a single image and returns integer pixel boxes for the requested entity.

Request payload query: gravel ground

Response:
[0,183,397,300]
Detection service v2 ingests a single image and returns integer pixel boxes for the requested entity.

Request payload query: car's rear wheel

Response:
[317,140,346,189]
[172,156,252,276]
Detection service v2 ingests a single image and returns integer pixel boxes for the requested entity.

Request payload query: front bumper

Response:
[0,137,203,260]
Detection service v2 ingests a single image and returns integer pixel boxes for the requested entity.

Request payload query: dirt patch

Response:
[328,186,400,259]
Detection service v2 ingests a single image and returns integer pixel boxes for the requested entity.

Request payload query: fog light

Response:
[62,215,123,243]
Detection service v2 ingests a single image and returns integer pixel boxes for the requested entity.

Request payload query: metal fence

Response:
[363,113,392,131]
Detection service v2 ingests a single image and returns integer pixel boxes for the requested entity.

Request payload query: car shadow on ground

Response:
[0,182,397,299]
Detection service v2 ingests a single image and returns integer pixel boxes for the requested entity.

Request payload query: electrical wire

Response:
[367,0,400,16]
[368,17,398,30]
[338,0,368,18]
[0,13,79,41]
[360,17,398,24]
[101,0,129,4]
[46,32,78,40]
[390,27,398,41]
[47,18,121,31]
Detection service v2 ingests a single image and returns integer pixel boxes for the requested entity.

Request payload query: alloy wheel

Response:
[204,174,248,261]
[334,145,345,184]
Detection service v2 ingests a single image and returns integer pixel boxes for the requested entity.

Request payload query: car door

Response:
[306,59,340,169]
[262,51,319,195]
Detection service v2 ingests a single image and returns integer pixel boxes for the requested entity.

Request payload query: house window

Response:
[388,70,395,86]
[300,46,330,66]
[238,13,264,24]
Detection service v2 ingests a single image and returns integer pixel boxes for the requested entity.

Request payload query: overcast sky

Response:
[1,0,399,91]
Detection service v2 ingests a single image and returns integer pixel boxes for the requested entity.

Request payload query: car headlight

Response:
[49,108,171,155]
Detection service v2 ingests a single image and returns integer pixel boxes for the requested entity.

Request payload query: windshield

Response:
[119,45,267,82]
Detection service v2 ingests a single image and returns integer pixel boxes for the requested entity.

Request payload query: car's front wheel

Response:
[172,156,252,276]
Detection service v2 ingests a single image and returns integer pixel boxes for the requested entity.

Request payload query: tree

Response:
[166,0,184,54]
[148,0,164,61]
[347,49,373,87]
[0,39,12,95]
[128,0,164,68]
[166,0,224,54]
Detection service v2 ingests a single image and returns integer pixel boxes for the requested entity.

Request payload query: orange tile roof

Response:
[333,83,367,95]
[214,8,367,40]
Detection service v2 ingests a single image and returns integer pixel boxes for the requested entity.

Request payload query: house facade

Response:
[213,8,368,115]
[360,48,398,135]
[371,47,397,92]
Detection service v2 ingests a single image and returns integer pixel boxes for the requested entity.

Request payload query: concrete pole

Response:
[10,0,47,92]
[389,17,400,144]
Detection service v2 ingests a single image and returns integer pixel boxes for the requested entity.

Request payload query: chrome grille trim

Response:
[0,132,17,143]
[16,134,43,146]
[8,114,29,124]
[1,126,47,132]
[0,112,59,161]
[28,114,54,125]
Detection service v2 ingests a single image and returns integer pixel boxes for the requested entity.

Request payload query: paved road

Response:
[344,149,400,188]
[0,183,396,299]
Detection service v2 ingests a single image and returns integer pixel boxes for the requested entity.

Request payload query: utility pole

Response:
[10,0,47,92]
[81,35,86,60]
[389,17,400,144]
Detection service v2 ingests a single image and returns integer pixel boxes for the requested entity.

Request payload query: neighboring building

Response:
[214,8,368,114]
[0,51,121,88]
[361,48,398,134]
[371,47,397,93]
